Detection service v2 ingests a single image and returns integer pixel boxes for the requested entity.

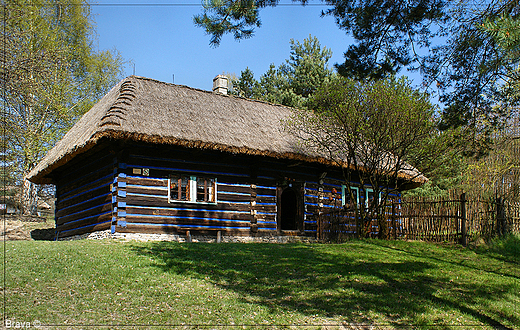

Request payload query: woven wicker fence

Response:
[318,193,520,244]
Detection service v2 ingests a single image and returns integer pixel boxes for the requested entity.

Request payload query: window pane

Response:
[197,177,207,202]
[351,189,358,205]
[342,186,358,208]
[169,175,189,201]
[366,189,376,208]
[197,177,216,202]
[181,177,189,201]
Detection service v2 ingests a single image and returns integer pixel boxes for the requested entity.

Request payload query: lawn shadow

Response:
[131,241,517,329]
[30,228,55,241]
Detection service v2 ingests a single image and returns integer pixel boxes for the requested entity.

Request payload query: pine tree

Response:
[482,14,520,105]
[232,35,335,108]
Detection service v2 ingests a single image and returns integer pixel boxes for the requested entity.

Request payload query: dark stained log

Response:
[304,196,321,204]
[126,207,252,221]
[57,203,113,225]
[57,185,111,210]
[128,153,249,174]
[57,221,111,238]
[116,224,251,236]
[217,192,253,202]
[56,194,112,218]
[58,168,113,198]
[57,150,114,184]
[252,204,276,213]
[125,195,253,212]
[216,184,253,194]
[126,186,169,196]
[256,222,276,229]
[124,195,169,207]
[57,213,112,232]
[115,224,180,235]
[255,213,276,221]
[123,177,167,187]
[124,216,252,228]
[256,196,276,204]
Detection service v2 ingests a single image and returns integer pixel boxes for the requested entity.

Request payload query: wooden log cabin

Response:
[27,75,427,239]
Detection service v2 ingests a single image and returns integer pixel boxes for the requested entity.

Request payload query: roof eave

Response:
[27,128,427,186]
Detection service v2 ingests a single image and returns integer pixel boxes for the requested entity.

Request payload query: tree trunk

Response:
[21,178,38,216]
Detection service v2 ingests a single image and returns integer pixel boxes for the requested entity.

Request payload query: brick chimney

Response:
[212,75,228,95]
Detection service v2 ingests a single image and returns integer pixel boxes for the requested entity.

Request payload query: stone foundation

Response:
[58,229,317,243]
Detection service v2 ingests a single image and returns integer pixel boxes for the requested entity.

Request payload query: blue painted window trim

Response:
[341,186,359,206]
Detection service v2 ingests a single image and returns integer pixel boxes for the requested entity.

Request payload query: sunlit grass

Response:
[2,237,519,329]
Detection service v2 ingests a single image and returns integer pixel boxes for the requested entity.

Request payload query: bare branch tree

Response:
[284,77,455,238]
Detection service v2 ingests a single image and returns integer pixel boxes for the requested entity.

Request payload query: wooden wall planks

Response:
[55,146,116,238]
[54,141,360,238]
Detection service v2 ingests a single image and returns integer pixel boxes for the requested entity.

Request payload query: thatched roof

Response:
[27,76,427,185]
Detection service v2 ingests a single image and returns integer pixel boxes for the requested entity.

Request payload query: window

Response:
[196,177,216,203]
[341,186,359,208]
[169,175,190,201]
[169,175,216,203]
[364,188,384,208]
[366,188,376,207]
[342,186,386,208]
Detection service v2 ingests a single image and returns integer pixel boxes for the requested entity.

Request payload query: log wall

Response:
[54,141,361,238]
[55,147,115,238]
[110,143,349,237]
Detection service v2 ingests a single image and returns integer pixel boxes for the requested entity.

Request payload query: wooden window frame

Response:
[168,175,217,204]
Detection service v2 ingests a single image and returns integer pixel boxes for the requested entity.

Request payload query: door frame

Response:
[276,183,304,234]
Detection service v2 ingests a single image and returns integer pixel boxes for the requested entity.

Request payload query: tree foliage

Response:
[195,0,520,152]
[285,77,453,237]
[230,35,335,108]
[461,118,520,202]
[1,0,125,214]
[482,12,520,106]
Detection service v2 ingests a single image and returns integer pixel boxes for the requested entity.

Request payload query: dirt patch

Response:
[1,220,31,240]
[1,215,54,241]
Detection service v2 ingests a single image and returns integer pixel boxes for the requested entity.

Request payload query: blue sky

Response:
[91,1,421,92]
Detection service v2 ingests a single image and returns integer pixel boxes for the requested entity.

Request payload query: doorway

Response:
[278,188,300,230]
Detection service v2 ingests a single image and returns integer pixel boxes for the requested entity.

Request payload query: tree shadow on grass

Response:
[131,241,517,329]
[31,228,55,240]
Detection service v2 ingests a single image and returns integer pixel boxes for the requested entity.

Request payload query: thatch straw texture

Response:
[27,76,427,185]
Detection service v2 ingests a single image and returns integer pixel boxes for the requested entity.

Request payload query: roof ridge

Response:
[130,75,295,110]
[99,78,137,128]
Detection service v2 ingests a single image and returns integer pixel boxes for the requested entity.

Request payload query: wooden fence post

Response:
[392,202,397,240]
[460,193,467,246]
[496,197,506,237]
[317,212,321,241]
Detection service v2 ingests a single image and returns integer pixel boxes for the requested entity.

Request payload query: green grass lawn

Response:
[2,236,519,329]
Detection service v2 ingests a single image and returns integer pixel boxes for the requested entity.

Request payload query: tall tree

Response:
[482,13,520,106]
[231,35,335,108]
[285,77,452,237]
[230,67,259,98]
[195,0,520,151]
[459,115,520,203]
[1,0,125,214]
[194,0,445,77]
